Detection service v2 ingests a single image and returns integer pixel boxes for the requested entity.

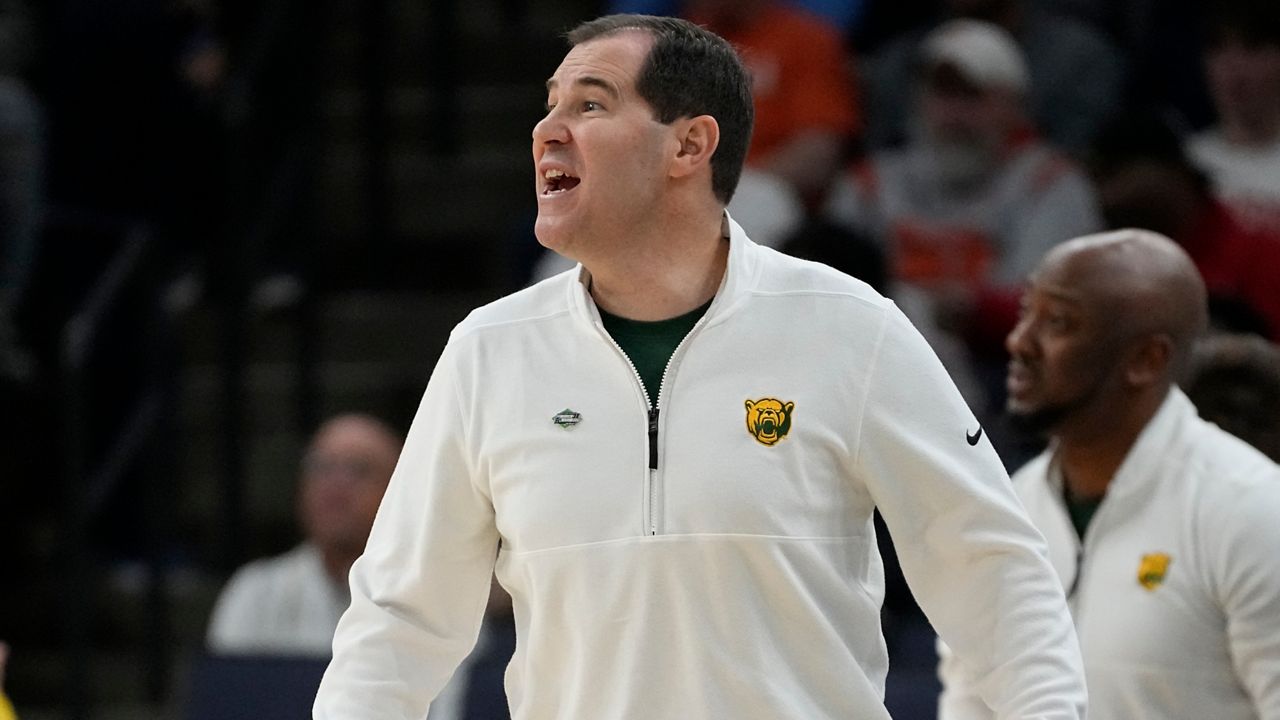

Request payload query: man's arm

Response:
[1215,476,1280,718]
[854,304,1085,719]
[936,638,999,720]
[314,338,499,718]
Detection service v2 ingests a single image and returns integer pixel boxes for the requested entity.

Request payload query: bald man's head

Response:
[1006,229,1208,435]
[1044,229,1207,376]
[298,414,402,560]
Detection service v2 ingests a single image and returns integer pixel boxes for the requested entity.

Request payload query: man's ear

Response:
[1125,334,1173,388]
[669,115,720,180]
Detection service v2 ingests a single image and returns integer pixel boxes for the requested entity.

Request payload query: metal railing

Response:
[57,217,178,719]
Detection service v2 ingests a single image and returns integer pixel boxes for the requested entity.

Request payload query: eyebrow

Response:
[545,75,621,100]
[1038,285,1084,306]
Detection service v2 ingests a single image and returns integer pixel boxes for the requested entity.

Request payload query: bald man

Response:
[207,414,401,655]
[938,230,1280,720]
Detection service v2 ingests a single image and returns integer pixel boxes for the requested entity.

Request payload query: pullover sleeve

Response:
[314,337,499,719]
[1213,476,1280,718]
[854,304,1085,719]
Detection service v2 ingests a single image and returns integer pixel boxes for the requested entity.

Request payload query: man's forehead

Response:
[545,73,621,99]
[546,31,653,92]
[1027,272,1083,306]
[1032,248,1129,307]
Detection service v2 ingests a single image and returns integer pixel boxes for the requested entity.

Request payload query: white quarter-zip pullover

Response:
[315,217,1084,719]
[940,389,1280,720]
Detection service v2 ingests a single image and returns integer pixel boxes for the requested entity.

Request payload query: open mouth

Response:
[1006,362,1037,396]
[543,168,581,195]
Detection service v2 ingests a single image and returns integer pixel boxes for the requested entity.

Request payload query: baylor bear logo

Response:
[1137,552,1171,591]
[745,398,794,446]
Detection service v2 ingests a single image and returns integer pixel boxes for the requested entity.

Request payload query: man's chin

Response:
[1005,404,1069,437]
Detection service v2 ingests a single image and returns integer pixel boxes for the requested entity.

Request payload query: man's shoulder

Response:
[452,270,575,340]
[1010,452,1053,492]
[1179,421,1280,578]
[1184,418,1280,501]
[751,243,890,311]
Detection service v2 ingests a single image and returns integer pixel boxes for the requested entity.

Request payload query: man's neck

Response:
[1053,387,1168,501]
[318,546,358,587]
[586,210,728,321]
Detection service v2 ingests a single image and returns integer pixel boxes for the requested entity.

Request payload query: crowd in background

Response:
[2,0,1280,717]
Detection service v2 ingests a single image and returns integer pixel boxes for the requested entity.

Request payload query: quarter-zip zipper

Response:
[594,327,656,534]
[595,313,710,536]
[647,319,706,535]
[1058,473,1115,619]
[647,408,660,470]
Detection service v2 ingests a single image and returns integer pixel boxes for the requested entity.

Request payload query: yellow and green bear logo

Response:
[745,398,794,446]
[1137,552,1171,591]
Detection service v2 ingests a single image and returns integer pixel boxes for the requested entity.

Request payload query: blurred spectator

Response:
[206,413,512,718]
[825,19,1102,414]
[1184,333,1280,463]
[852,0,943,54]
[684,0,860,204]
[608,0,869,34]
[0,0,41,382]
[1091,112,1280,341]
[207,414,402,655]
[1186,0,1280,236]
[863,0,1125,156]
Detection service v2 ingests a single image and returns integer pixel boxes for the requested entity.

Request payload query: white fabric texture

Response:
[940,389,1280,720]
[207,544,350,656]
[314,217,1085,720]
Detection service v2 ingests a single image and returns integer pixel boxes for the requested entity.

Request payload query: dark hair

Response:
[566,14,755,205]
[1184,333,1280,462]
[1088,110,1210,195]
[1205,0,1280,50]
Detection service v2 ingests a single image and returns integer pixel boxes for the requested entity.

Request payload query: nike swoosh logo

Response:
[966,426,983,446]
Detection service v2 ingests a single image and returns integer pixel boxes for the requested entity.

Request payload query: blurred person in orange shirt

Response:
[687,0,860,204]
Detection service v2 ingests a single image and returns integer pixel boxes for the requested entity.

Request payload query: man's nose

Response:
[1006,316,1033,358]
[533,111,570,146]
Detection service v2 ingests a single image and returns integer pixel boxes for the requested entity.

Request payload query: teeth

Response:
[545,169,565,179]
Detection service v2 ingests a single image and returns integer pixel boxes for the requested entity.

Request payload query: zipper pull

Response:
[648,407,660,469]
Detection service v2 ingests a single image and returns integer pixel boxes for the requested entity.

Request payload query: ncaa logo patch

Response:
[1137,552,1171,591]
[745,398,794,446]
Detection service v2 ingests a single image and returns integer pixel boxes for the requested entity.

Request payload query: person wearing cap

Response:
[862,0,1125,156]
[825,18,1102,421]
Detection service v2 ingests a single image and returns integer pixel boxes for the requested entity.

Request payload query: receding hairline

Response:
[565,16,673,47]
[1048,229,1208,363]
